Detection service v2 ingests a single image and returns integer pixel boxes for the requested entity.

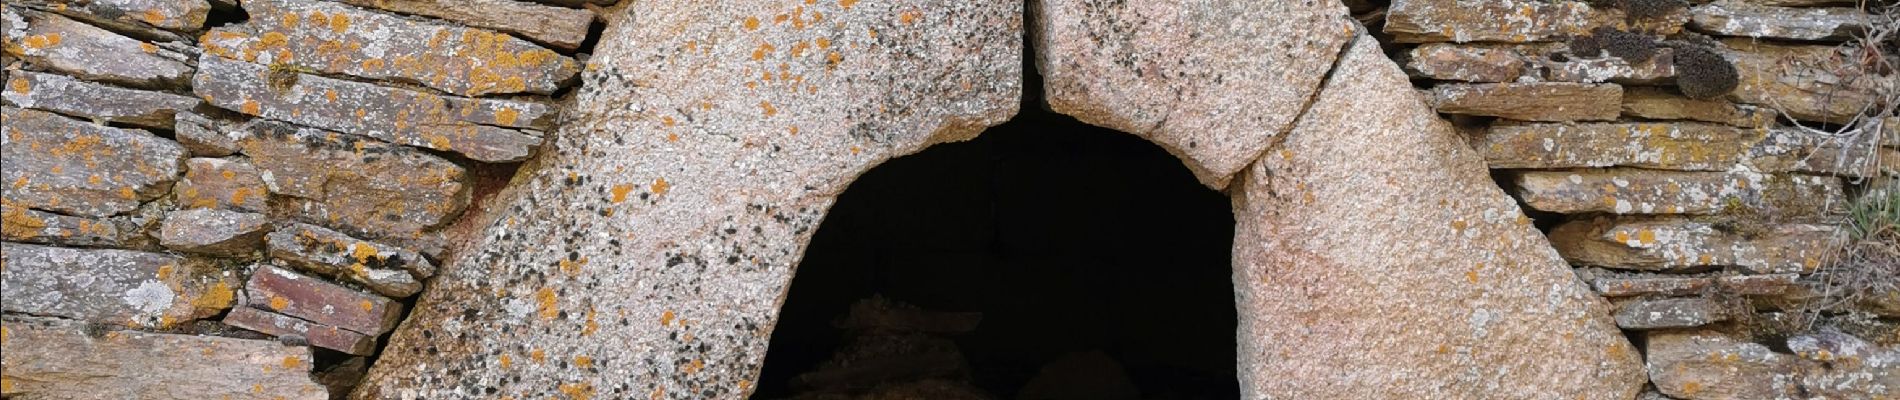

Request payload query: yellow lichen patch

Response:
[240,100,261,115]
[330,14,350,33]
[666,132,679,142]
[530,348,546,363]
[268,295,290,310]
[760,100,778,117]
[191,281,236,310]
[826,51,843,69]
[651,177,671,195]
[841,0,859,8]
[6,77,28,94]
[359,299,374,313]
[744,16,761,31]
[495,108,520,126]
[324,89,338,103]
[499,354,513,368]
[581,309,599,336]
[282,355,302,369]
[899,10,921,24]
[139,42,159,54]
[535,287,559,320]
[362,58,386,71]
[141,9,167,25]
[752,43,775,61]
[610,184,634,203]
[574,355,593,369]
[660,310,676,326]
[1636,229,1656,245]
[1465,270,1478,283]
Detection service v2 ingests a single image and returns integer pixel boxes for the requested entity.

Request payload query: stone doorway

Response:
[751,100,1238,399]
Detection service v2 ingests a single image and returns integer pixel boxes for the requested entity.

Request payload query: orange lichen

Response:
[140,42,159,54]
[899,11,921,24]
[574,355,594,369]
[611,184,633,203]
[660,310,676,326]
[581,309,599,336]
[240,100,261,115]
[7,77,29,93]
[142,10,167,26]
[191,281,236,310]
[760,101,777,116]
[268,295,290,310]
[330,14,350,33]
[535,287,559,320]
[499,354,513,368]
[282,356,302,369]
[530,348,547,363]
[744,16,761,31]
[495,108,521,126]
[752,43,775,61]
[1636,229,1656,245]
[651,177,671,195]
[841,0,859,8]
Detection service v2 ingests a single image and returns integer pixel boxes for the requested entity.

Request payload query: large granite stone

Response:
[1515,169,1845,217]
[1230,35,1642,399]
[0,242,237,328]
[1691,0,1869,41]
[234,119,470,241]
[0,316,329,400]
[1429,82,1623,122]
[203,0,580,96]
[0,8,193,88]
[1550,216,1843,274]
[1,107,187,218]
[2,70,202,129]
[1471,121,1766,171]
[193,55,551,162]
[329,0,593,51]
[1032,0,1354,188]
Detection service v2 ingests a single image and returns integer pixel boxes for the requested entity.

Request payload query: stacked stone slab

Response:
[1,0,594,396]
[1393,0,1897,398]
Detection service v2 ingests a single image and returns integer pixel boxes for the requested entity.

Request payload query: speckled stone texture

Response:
[1,242,237,329]
[1,107,187,218]
[1469,121,1767,171]
[1,7,194,88]
[2,70,202,129]
[356,1,1022,398]
[1691,0,1869,41]
[0,316,329,400]
[1230,35,1643,398]
[1031,0,1354,188]
[1549,216,1843,274]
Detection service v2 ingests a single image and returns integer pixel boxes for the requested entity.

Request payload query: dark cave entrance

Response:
[751,96,1239,399]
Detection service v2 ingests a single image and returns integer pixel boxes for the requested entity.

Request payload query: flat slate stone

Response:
[1592,274,1713,297]
[0,7,193,88]
[223,306,377,355]
[1515,169,1846,217]
[1715,273,1800,296]
[0,242,237,328]
[1621,86,1773,128]
[1614,297,1728,329]
[174,157,271,213]
[245,265,404,335]
[1471,121,1766,171]
[234,119,469,241]
[203,0,580,96]
[1386,0,1676,43]
[1549,216,1844,274]
[1724,39,1882,124]
[1402,43,1529,82]
[329,0,593,51]
[1402,42,1677,84]
[267,222,427,297]
[0,316,329,400]
[1430,82,1623,122]
[1646,330,1805,399]
[2,106,187,218]
[2,70,202,129]
[172,112,242,157]
[1692,0,1869,41]
[0,200,125,246]
[158,208,273,257]
[193,55,551,162]
[1744,127,1900,178]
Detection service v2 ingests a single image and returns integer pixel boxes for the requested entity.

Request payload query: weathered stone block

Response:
[1646,330,1804,399]
[193,55,551,162]
[1724,39,1885,124]
[1715,273,1800,296]
[223,306,377,355]
[1744,127,1900,178]
[35,0,212,32]
[158,208,272,257]
[0,8,193,88]
[0,316,329,400]
[329,0,592,51]
[2,107,187,218]
[1790,331,1900,398]
[1621,86,1773,128]
[245,265,402,335]
[1516,169,1845,217]
[1471,121,1766,171]
[1593,274,1713,297]
[1386,0,1672,43]
[173,157,271,213]
[203,0,580,97]
[1402,43,1528,82]
[1,200,125,246]
[1614,297,1727,329]
[172,112,241,157]
[1692,0,1869,41]
[1549,216,1843,274]
[2,70,202,129]
[267,222,426,297]
[1,242,236,328]
[1542,45,1678,85]
[235,119,469,241]
[1429,83,1623,122]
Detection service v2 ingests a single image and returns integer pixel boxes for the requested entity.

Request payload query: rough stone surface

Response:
[1622,86,1773,128]
[358,0,1022,398]
[0,316,329,400]
[1,200,125,246]
[1471,121,1766,171]
[234,119,470,241]
[246,265,403,335]
[1715,273,1800,296]
[1646,330,1805,399]
[174,157,271,213]
[1402,43,1527,83]
[329,0,593,51]
[172,112,241,157]
[2,107,187,218]
[2,70,202,129]
[158,208,272,257]
[1,8,193,88]
[1032,0,1354,188]
[43,0,211,32]
[1592,273,1713,297]
[223,306,377,355]
[193,55,551,162]
[1544,44,1678,85]
[203,0,580,97]
[1787,330,1900,398]
[1549,216,1844,274]
[1691,1,1869,41]
[1230,36,1643,399]
[1515,169,1845,217]
[1386,0,1664,43]
[0,242,237,328]
[1745,127,1900,178]
[1724,40,1885,124]
[1614,297,1728,329]
[1429,83,1623,122]
[267,222,429,297]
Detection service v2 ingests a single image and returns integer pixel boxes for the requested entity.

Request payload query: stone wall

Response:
[2,0,596,397]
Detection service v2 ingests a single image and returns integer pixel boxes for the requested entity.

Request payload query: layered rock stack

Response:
[1,0,595,397]
[1391,0,1897,397]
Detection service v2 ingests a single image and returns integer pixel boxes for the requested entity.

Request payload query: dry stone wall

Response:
[2,0,594,397]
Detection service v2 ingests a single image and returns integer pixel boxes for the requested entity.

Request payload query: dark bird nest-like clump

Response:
[1587,0,1689,21]
[1666,41,1741,100]
[1570,27,1661,62]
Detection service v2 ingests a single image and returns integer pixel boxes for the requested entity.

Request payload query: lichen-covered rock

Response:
[174,157,271,212]
[1386,0,1672,43]
[1231,36,1643,399]
[0,8,193,88]
[158,208,272,257]
[1033,0,1354,188]
[1471,121,1766,171]
[1787,330,1900,398]
[40,0,212,32]
[1,107,187,218]
[0,316,329,400]
[193,55,551,162]
[0,242,237,328]
[1549,216,1843,274]
[1401,42,1678,84]
[223,306,377,355]
[1614,297,1728,329]
[1402,43,1529,82]
[245,265,403,335]
[1515,169,1845,217]
[234,119,469,241]
[1715,273,1799,296]
[267,222,429,297]
[1744,127,1900,178]
[2,70,202,129]
[172,112,241,157]
[329,0,593,51]
[1621,86,1772,127]
[203,0,580,97]
[1724,39,1885,124]
[1429,83,1623,122]
[1691,0,1869,41]
[1646,330,1804,399]
[1591,273,1713,297]
[1,200,126,246]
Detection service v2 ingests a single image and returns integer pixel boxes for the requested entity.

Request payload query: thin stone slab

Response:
[223,306,377,355]
[2,70,202,129]
[1401,43,1528,83]
[235,119,470,241]
[1429,82,1623,122]
[245,265,403,335]
[1,107,187,218]
[193,55,551,162]
[267,222,426,297]
[1592,274,1714,297]
[1691,0,1870,41]
[0,316,329,400]
[158,208,272,257]
[0,8,193,88]
[1621,86,1773,128]
[1515,169,1846,217]
[1471,121,1766,171]
[1402,42,1677,84]
[1386,0,1677,43]
[1724,39,1884,124]
[1033,0,1354,188]
[1745,127,1900,178]
[203,0,580,96]
[172,112,241,157]
[174,157,271,213]
[1549,216,1844,274]
[1614,297,1728,329]
[1646,330,1806,399]
[0,242,237,328]
[329,0,593,51]
[1,200,125,246]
